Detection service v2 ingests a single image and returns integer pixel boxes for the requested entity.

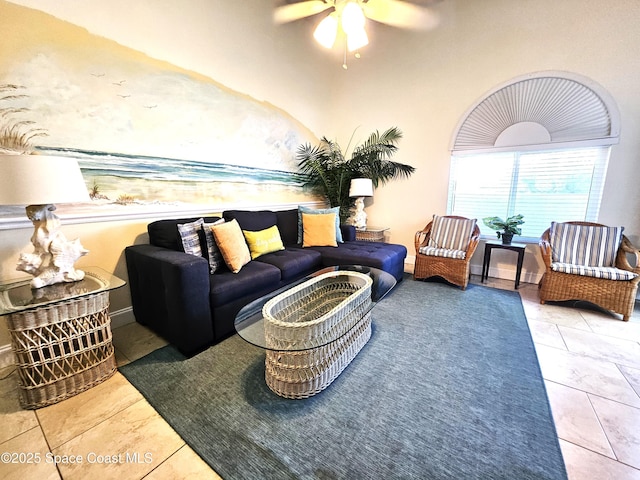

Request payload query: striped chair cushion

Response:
[419,246,467,259]
[549,222,623,267]
[551,263,638,281]
[428,215,477,252]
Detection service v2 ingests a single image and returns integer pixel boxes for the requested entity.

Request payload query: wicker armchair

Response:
[414,215,480,290]
[539,221,640,321]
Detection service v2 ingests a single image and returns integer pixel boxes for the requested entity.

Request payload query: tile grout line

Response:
[40,396,148,452]
[34,410,63,479]
[615,363,640,401]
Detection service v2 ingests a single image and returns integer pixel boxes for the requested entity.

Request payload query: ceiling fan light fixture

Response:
[341,2,366,34]
[313,12,338,49]
[347,26,369,52]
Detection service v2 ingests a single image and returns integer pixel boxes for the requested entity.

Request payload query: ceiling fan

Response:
[274,0,441,67]
[274,0,441,31]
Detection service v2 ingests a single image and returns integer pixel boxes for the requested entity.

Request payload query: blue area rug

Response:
[120,279,567,479]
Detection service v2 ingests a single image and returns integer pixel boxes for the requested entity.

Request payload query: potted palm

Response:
[483,214,524,245]
[296,127,415,223]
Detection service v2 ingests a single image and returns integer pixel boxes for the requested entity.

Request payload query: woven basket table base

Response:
[265,312,371,399]
[5,291,116,409]
[262,271,373,399]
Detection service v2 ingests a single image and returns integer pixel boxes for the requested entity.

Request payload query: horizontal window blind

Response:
[447,147,610,238]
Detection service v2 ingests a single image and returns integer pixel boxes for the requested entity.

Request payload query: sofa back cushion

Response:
[550,222,623,267]
[275,209,299,246]
[148,216,222,251]
[223,210,277,232]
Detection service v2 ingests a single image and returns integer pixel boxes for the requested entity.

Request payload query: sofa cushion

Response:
[242,225,285,259]
[419,246,467,259]
[311,241,407,281]
[551,263,638,281]
[302,212,338,247]
[223,210,278,232]
[148,216,223,251]
[428,215,477,252]
[254,247,323,281]
[211,219,251,273]
[550,222,623,267]
[209,261,281,306]
[275,209,299,246]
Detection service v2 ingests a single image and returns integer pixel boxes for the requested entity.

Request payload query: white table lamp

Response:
[349,178,373,230]
[0,154,90,288]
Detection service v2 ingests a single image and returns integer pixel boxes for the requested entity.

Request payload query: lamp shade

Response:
[349,178,373,198]
[0,154,90,205]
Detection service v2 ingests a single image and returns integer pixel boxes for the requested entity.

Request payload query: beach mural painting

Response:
[0,3,317,224]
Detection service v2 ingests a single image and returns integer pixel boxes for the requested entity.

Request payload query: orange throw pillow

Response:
[211,219,251,273]
[302,212,338,247]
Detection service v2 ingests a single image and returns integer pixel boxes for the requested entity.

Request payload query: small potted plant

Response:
[482,214,524,245]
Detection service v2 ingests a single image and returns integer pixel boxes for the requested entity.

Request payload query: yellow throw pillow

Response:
[211,219,251,273]
[302,212,338,247]
[242,225,285,260]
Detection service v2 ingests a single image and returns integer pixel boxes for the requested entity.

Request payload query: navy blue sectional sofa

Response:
[124,208,407,356]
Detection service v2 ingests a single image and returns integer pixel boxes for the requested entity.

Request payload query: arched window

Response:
[447,71,620,239]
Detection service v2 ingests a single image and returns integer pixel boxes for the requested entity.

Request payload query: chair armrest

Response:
[617,236,640,274]
[466,231,480,259]
[415,222,433,253]
[124,244,214,355]
[539,228,553,269]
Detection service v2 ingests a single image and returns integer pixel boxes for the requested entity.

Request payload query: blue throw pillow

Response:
[297,206,343,244]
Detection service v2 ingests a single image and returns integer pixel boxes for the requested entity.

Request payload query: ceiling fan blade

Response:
[273,1,334,24]
[362,0,440,30]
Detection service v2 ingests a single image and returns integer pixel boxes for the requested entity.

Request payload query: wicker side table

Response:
[355,226,389,242]
[0,267,125,409]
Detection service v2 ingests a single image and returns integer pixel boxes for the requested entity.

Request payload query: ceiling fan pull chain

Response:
[343,42,348,70]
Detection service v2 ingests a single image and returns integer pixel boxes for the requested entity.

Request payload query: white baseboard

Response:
[0,307,137,368]
[0,344,15,369]
[110,306,136,329]
[405,254,543,284]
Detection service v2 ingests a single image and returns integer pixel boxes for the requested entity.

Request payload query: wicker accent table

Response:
[0,267,125,409]
[355,226,389,242]
[235,265,396,399]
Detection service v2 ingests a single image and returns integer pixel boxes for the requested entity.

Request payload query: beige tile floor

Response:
[1,275,639,479]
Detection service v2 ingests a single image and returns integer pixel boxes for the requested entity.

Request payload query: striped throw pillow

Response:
[177,218,205,256]
[549,222,623,267]
[428,215,477,252]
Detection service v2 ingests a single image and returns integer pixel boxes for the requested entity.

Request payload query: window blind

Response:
[447,147,610,239]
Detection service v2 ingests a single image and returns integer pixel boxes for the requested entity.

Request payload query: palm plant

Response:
[297,127,415,222]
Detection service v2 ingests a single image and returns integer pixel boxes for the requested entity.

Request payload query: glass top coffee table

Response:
[235,265,396,398]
